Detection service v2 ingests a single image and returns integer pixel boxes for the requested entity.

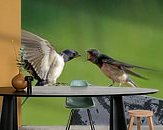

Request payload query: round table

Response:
[0,86,158,130]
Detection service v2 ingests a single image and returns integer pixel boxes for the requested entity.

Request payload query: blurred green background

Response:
[22,0,163,125]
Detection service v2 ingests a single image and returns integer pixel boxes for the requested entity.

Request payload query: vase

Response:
[11,71,27,91]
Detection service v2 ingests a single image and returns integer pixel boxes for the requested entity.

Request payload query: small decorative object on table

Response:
[11,69,27,91]
[11,46,27,91]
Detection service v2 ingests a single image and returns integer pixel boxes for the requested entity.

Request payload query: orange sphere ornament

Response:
[12,72,27,91]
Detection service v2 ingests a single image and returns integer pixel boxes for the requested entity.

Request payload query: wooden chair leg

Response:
[147,116,154,130]
[128,116,134,130]
[137,117,141,130]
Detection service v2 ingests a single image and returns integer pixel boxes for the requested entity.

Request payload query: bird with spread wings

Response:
[20,30,80,86]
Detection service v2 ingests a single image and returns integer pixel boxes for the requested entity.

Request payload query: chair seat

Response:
[128,110,153,117]
[65,97,95,109]
[65,80,95,109]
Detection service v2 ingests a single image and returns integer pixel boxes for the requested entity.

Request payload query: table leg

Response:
[110,96,127,130]
[0,96,18,130]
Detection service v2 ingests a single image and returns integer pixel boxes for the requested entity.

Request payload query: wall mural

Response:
[71,95,163,125]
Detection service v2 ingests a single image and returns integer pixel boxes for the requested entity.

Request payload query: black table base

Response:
[0,96,18,130]
[110,96,127,130]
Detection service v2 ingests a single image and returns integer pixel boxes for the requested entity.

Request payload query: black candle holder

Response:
[25,76,34,94]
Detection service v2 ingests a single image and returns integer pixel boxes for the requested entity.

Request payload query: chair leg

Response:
[87,109,95,130]
[66,109,74,130]
[147,116,154,130]
[137,117,141,130]
[128,116,134,130]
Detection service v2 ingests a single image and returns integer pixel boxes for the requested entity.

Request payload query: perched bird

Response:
[87,49,150,87]
[20,30,80,86]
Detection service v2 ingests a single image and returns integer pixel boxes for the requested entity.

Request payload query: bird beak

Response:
[86,51,91,61]
[73,53,81,59]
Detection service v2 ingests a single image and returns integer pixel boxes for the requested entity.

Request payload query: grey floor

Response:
[19,125,163,130]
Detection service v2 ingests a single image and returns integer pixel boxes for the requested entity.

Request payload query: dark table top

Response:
[0,86,158,97]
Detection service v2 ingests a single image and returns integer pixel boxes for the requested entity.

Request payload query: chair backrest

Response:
[65,80,95,109]
[70,80,89,87]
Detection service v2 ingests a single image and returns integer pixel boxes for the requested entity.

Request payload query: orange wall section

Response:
[0,0,21,84]
[0,0,21,126]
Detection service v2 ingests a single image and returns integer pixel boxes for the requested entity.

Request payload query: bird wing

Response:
[102,58,149,79]
[123,68,148,80]
[21,30,57,80]
[102,57,151,70]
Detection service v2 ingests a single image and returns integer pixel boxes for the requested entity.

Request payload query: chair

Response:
[65,80,95,130]
[128,110,154,130]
